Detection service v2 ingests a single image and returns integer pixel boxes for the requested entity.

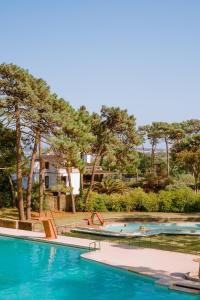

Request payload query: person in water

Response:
[139,225,149,232]
[120,224,127,232]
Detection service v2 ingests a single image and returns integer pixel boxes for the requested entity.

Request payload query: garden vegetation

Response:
[0,63,200,219]
[79,187,200,213]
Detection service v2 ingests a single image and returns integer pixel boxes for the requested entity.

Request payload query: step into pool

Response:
[0,236,198,299]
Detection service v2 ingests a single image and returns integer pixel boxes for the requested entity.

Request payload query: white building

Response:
[33,154,80,195]
[83,153,96,164]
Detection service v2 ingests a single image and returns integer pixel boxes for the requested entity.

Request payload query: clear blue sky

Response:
[0,0,200,125]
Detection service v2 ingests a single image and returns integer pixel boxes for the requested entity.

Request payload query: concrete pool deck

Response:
[0,227,200,293]
[82,242,200,291]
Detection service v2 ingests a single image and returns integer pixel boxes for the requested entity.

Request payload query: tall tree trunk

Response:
[66,167,76,213]
[150,142,156,174]
[26,133,39,220]
[194,172,199,194]
[15,104,25,220]
[165,137,170,177]
[39,137,44,217]
[80,171,84,195]
[85,152,101,204]
[56,164,61,211]
[8,175,16,208]
[79,152,84,196]
[57,191,61,211]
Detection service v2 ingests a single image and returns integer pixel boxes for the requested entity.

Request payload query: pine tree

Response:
[85,106,140,203]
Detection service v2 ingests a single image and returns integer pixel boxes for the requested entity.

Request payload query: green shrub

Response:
[128,188,149,211]
[86,192,108,212]
[142,192,159,212]
[158,191,173,212]
[75,187,200,213]
[158,188,196,213]
[75,195,85,212]
[31,183,40,211]
[192,195,200,212]
[165,183,189,191]
[106,194,124,212]
[93,177,129,195]
[171,188,196,213]
[0,174,14,208]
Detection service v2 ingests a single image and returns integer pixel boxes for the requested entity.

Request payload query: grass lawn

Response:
[1,209,200,224]
[0,209,200,255]
[52,211,200,226]
[64,231,200,255]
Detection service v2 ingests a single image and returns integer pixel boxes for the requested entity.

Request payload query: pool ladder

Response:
[89,241,101,251]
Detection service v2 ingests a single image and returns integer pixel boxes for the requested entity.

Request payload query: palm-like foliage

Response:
[93,177,129,195]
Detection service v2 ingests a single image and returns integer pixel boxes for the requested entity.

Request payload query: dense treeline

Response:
[0,63,200,219]
[138,121,200,193]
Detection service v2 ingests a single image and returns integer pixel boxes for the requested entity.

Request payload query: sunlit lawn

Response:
[0,208,200,224]
[64,231,200,255]
[0,208,200,255]
[52,211,200,226]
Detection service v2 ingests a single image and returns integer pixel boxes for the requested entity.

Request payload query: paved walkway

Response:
[0,227,199,292]
[82,242,198,282]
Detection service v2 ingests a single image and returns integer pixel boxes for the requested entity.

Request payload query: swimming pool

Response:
[105,222,200,236]
[0,236,198,299]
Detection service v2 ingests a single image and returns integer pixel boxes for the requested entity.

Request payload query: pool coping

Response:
[0,232,91,250]
[0,228,97,250]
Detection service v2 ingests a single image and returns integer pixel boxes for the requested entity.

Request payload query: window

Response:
[45,162,50,169]
[45,176,50,189]
[61,176,66,184]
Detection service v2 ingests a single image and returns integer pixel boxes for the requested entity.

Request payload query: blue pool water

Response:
[0,236,198,300]
[105,222,200,235]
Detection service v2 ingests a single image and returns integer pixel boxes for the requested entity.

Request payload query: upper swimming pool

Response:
[0,236,198,299]
[105,222,200,236]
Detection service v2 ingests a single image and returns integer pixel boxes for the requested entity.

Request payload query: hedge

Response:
[77,187,200,213]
